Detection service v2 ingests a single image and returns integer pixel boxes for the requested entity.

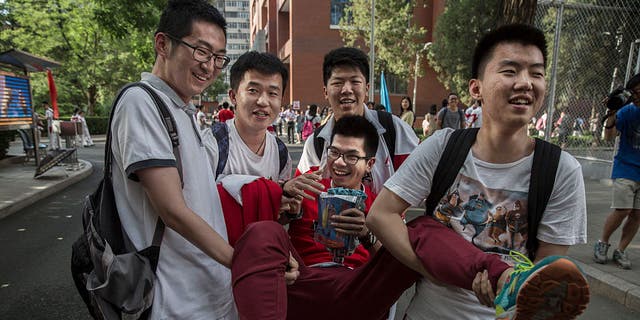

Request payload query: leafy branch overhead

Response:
[339,0,427,80]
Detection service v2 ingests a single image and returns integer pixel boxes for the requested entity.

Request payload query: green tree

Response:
[427,0,501,101]
[1,0,158,116]
[339,0,427,80]
[203,71,230,99]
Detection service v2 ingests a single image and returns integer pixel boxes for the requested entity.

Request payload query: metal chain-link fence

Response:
[533,0,640,161]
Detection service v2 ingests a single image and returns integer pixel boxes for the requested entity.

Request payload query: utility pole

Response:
[368,0,375,101]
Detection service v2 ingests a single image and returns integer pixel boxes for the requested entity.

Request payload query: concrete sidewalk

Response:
[1,134,639,312]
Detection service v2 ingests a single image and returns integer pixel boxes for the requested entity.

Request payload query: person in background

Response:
[399,96,415,128]
[594,72,640,270]
[76,110,94,147]
[436,93,466,130]
[465,99,483,128]
[422,104,438,138]
[218,101,234,123]
[295,108,305,143]
[283,104,297,144]
[195,104,207,130]
[44,101,60,150]
[367,101,375,110]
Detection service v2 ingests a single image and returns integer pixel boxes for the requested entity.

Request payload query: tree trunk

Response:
[499,0,537,25]
[87,84,97,116]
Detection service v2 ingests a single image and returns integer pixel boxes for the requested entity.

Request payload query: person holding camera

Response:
[594,73,640,269]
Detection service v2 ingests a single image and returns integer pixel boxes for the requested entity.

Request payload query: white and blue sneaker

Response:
[495,251,590,320]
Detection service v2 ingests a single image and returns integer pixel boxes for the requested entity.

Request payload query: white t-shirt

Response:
[204,118,292,182]
[110,73,235,320]
[297,107,419,194]
[196,110,207,130]
[384,128,587,320]
[465,106,482,128]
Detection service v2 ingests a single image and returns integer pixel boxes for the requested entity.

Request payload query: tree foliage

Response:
[427,0,501,101]
[339,0,427,80]
[0,0,161,116]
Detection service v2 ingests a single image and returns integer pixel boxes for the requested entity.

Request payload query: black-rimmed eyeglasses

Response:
[164,33,230,69]
[327,147,370,165]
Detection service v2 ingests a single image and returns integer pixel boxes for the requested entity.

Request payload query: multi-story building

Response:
[249,0,449,121]
[214,0,252,85]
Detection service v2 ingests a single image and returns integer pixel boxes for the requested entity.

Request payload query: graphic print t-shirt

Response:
[384,129,587,320]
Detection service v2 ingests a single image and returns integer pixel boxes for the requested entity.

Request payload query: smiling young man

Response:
[206,51,292,181]
[368,24,589,320]
[292,47,419,198]
[288,116,381,269]
[109,1,237,318]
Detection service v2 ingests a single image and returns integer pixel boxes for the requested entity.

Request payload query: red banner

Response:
[47,69,59,119]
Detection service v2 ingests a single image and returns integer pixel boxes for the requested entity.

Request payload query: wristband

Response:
[279,180,294,198]
[358,231,377,250]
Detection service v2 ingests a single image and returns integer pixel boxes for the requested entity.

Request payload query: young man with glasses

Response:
[287,116,381,270]
[107,1,290,318]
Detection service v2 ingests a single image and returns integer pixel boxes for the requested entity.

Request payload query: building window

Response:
[330,0,351,26]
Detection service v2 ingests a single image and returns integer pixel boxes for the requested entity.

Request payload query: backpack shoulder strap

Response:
[275,136,289,175]
[312,124,326,161]
[106,82,182,269]
[425,128,479,216]
[376,110,396,160]
[526,138,561,261]
[458,110,465,127]
[212,121,230,178]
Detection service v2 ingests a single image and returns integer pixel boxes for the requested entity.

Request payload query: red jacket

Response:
[288,179,376,269]
[218,177,281,246]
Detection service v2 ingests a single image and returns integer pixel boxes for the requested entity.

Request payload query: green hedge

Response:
[49,116,110,135]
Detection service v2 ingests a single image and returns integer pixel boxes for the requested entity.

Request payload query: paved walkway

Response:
[1,134,639,312]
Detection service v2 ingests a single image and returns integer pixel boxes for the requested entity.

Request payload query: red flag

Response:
[47,69,59,119]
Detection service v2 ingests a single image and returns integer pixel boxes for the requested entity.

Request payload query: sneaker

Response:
[613,249,632,269]
[593,240,610,264]
[495,251,590,320]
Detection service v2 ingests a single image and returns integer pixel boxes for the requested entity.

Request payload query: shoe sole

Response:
[514,258,590,320]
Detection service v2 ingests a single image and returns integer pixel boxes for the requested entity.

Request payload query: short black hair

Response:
[222,101,229,108]
[626,73,640,90]
[331,115,379,158]
[155,0,227,41]
[323,47,369,85]
[308,104,318,117]
[230,51,289,94]
[471,24,547,79]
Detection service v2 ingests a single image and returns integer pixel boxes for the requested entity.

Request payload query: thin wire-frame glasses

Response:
[165,33,230,69]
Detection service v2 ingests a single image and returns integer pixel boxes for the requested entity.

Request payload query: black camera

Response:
[606,87,633,111]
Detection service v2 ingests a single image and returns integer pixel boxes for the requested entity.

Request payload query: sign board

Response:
[292,100,300,110]
[0,73,32,128]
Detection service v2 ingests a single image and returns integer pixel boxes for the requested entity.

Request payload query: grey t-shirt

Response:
[437,107,464,129]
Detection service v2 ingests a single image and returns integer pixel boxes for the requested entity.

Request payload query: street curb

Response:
[0,159,93,220]
[576,261,640,312]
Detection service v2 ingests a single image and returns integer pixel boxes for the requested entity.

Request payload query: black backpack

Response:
[313,110,396,161]
[424,128,561,261]
[71,82,182,319]
[211,121,288,179]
